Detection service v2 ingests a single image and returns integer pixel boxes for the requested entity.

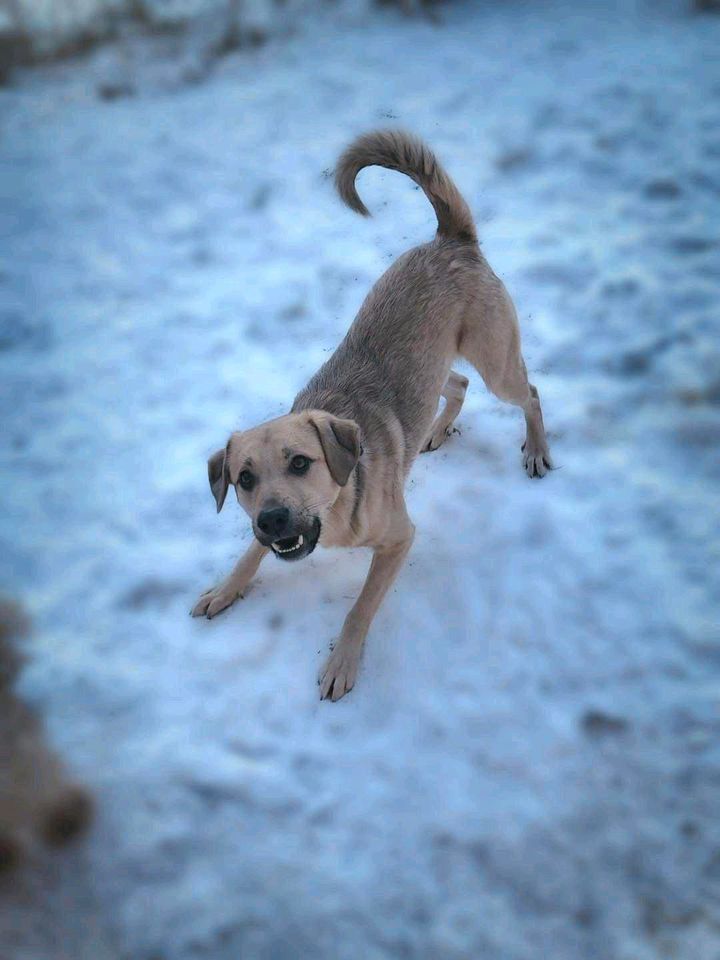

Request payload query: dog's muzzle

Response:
[256,515,321,562]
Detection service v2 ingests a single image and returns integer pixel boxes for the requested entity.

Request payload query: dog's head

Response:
[207,410,361,561]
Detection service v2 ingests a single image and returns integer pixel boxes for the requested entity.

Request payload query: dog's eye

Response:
[289,455,310,475]
[238,470,255,491]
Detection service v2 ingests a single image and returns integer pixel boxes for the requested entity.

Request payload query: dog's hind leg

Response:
[459,280,553,478]
[421,369,469,453]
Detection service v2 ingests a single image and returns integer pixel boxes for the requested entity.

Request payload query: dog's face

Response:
[207,411,361,562]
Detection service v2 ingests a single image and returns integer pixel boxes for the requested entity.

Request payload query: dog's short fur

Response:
[193,130,552,700]
[0,600,93,871]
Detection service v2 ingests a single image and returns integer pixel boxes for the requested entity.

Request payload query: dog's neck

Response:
[320,458,365,549]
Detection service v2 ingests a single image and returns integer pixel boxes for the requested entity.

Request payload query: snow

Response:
[1,0,719,957]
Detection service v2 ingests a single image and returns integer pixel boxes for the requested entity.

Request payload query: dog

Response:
[0,599,93,871]
[192,130,553,701]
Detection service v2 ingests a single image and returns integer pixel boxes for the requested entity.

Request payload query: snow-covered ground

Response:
[1,1,719,957]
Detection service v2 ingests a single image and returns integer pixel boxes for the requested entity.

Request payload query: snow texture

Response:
[1,0,719,957]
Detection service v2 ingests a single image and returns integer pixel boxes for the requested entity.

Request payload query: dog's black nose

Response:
[257,507,290,538]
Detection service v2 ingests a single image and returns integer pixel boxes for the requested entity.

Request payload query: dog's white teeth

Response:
[273,535,303,554]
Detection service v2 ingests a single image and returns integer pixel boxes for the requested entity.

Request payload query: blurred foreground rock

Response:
[0,599,93,873]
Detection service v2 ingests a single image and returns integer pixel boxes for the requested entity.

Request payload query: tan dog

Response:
[192,130,552,701]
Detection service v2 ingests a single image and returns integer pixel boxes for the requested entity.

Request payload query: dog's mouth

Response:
[272,534,305,557]
[270,518,321,562]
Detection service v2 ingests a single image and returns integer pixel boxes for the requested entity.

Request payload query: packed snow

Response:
[1,1,719,957]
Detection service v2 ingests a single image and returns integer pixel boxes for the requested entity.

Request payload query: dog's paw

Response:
[190,583,242,619]
[521,440,554,479]
[421,424,458,454]
[318,641,362,702]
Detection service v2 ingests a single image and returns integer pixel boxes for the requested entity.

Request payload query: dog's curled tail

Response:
[335,129,477,244]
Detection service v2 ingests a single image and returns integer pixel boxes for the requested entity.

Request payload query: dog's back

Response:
[295,130,483,462]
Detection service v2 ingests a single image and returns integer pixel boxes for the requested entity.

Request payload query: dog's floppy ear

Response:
[310,414,362,486]
[208,446,229,513]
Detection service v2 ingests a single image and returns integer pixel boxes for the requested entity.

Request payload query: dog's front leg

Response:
[319,523,415,701]
[191,540,269,619]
